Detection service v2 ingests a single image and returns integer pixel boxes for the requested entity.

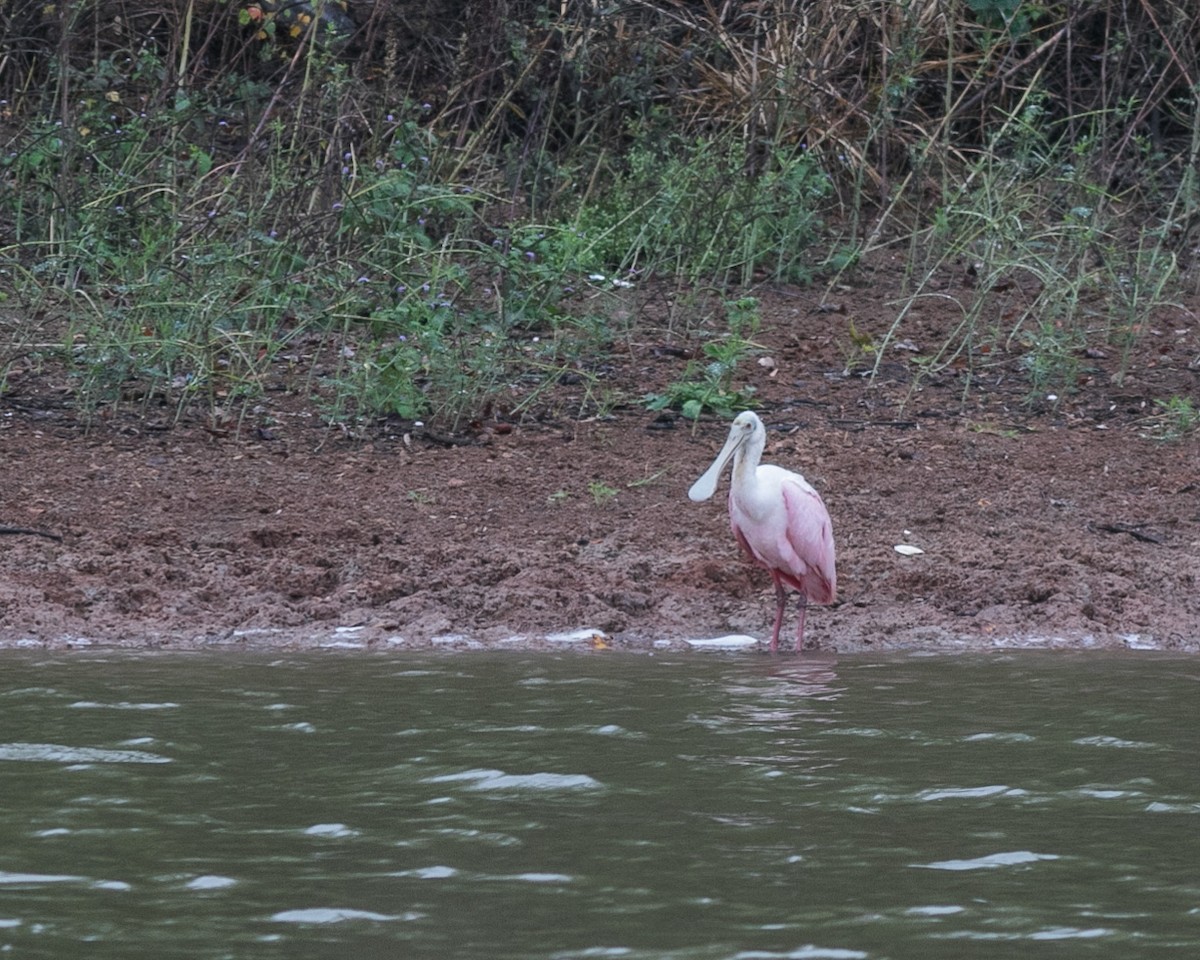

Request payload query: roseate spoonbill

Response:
[688,411,836,652]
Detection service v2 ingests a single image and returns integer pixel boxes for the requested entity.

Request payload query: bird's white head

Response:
[687,411,764,502]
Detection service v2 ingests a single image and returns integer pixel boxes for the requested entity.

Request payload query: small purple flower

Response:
[332,202,344,211]
[268,229,278,239]
[386,113,395,122]
[356,275,370,284]
[343,151,352,161]
[207,209,217,218]
[218,120,228,127]
[395,284,407,294]
[421,102,431,111]
[115,205,125,214]
[420,283,430,293]
[524,251,536,261]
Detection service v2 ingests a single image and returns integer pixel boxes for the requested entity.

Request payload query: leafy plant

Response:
[1017,317,1083,400]
[644,298,762,420]
[864,87,1184,403]
[587,480,618,506]
[574,136,827,286]
[1145,396,1199,441]
[3,0,1197,434]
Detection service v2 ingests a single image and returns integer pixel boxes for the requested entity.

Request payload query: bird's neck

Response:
[731,448,763,495]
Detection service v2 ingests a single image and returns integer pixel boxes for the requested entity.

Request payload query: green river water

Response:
[0,651,1196,959]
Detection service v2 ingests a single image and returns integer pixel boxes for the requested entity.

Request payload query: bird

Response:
[688,411,836,652]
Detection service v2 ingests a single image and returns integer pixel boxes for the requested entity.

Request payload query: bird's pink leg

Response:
[769,573,788,653]
[793,594,809,652]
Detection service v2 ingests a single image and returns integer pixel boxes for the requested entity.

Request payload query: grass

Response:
[855,91,1194,404]
[626,469,669,490]
[586,481,619,507]
[1145,396,1200,441]
[0,70,826,431]
[1,1,1196,431]
[643,298,764,420]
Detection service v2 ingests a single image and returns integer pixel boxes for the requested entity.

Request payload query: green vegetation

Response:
[575,137,826,288]
[1146,396,1200,441]
[586,480,619,507]
[644,298,763,420]
[1,1,1196,429]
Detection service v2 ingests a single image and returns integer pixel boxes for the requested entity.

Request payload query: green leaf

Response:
[190,147,213,177]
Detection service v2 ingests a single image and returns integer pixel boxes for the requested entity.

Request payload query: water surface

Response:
[0,651,1197,959]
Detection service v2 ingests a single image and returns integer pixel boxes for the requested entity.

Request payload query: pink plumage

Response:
[689,412,836,652]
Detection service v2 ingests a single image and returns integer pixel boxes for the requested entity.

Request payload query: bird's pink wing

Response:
[778,479,837,603]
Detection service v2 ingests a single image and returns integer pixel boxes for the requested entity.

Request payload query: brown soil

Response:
[2,258,1198,653]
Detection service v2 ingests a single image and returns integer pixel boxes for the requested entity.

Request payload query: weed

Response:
[966,421,1022,440]
[1017,317,1083,400]
[864,87,1184,403]
[626,469,669,489]
[574,135,826,286]
[587,480,618,506]
[2,2,1196,433]
[840,320,878,376]
[1145,396,1199,441]
[644,298,762,420]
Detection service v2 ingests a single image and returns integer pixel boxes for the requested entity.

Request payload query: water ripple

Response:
[1074,735,1160,750]
[918,785,1028,801]
[67,700,180,711]
[913,850,1060,871]
[0,871,85,885]
[390,865,458,879]
[935,925,1114,941]
[269,907,421,924]
[423,768,604,792]
[304,823,359,838]
[734,946,869,959]
[0,743,171,764]
[184,875,238,891]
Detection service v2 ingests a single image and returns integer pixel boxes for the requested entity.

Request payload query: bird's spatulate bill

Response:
[688,430,742,502]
